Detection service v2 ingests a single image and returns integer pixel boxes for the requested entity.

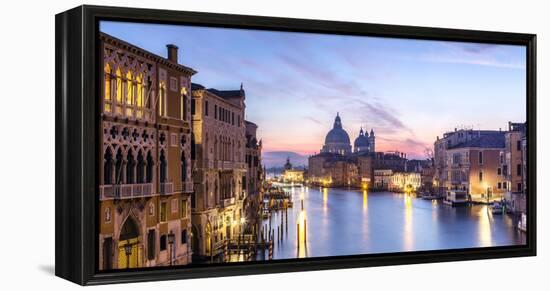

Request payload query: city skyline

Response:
[100,21,526,159]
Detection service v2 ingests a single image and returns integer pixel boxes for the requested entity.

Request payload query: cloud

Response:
[303,116,322,125]
[420,55,525,69]
[451,43,498,54]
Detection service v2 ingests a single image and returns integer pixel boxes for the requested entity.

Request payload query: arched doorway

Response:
[191,224,200,256]
[118,216,141,269]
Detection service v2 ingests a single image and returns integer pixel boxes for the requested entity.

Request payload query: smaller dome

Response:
[354,128,369,147]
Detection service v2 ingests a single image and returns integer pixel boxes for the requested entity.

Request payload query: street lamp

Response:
[167,231,175,266]
[124,242,132,269]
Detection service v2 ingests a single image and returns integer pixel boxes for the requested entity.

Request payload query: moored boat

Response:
[490,201,504,215]
[443,190,468,206]
[518,212,527,232]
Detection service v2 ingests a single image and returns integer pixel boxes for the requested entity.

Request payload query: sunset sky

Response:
[101,21,526,159]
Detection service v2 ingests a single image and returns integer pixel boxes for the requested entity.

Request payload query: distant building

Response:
[433,127,517,201]
[374,169,393,190]
[503,122,527,212]
[321,113,353,155]
[390,172,421,192]
[282,157,305,183]
[245,121,263,199]
[309,113,417,190]
[373,151,407,172]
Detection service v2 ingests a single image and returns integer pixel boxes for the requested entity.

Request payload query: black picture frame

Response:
[55,4,537,285]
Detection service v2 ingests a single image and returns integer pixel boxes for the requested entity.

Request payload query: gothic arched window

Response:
[115,68,123,114]
[115,148,123,184]
[136,73,144,118]
[146,151,154,183]
[136,150,145,184]
[103,148,113,184]
[125,70,133,116]
[104,63,112,113]
[126,149,135,184]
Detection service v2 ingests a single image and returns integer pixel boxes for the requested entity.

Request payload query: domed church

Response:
[320,113,375,155]
[354,127,375,153]
[321,113,352,155]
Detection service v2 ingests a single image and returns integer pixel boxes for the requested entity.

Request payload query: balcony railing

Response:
[221,197,236,208]
[214,161,247,170]
[100,183,153,200]
[160,182,174,195]
[181,181,193,193]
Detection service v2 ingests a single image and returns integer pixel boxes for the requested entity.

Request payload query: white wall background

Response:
[0,0,546,289]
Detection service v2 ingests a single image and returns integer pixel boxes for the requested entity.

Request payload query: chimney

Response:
[166,44,178,63]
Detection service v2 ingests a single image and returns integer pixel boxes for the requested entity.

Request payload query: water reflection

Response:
[478,206,492,246]
[260,186,525,261]
[362,190,368,212]
[404,194,414,251]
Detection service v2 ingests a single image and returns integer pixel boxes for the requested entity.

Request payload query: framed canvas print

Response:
[55,5,536,285]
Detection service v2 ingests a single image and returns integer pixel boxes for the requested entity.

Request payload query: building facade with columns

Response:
[190,83,247,261]
[99,33,194,270]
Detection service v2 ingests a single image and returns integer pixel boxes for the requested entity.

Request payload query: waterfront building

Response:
[99,33,194,269]
[243,120,264,229]
[320,113,353,155]
[245,121,263,198]
[190,83,247,261]
[374,169,393,190]
[282,157,305,183]
[353,127,375,153]
[389,172,421,192]
[373,151,407,172]
[420,164,435,192]
[503,122,527,212]
[308,113,412,189]
[434,128,509,201]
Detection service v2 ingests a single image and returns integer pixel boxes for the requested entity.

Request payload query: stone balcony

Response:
[221,197,236,208]
[100,183,153,200]
[160,182,174,195]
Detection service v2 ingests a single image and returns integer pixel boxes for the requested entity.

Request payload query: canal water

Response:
[259,185,525,260]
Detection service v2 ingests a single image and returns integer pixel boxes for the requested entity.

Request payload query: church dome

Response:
[354,128,369,148]
[321,113,352,155]
[324,114,351,145]
[325,128,351,145]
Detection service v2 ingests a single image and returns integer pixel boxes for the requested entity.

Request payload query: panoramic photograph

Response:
[97,21,527,270]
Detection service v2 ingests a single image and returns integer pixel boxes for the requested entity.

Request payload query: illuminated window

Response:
[159,82,166,116]
[125,70,133,117]
[115,68,123,114]
[104,63,112,112]
[180,87,187,120]
[181,199,187,219]
[136,74,144,119]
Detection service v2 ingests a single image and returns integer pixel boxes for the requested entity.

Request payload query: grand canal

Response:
[258,185,526,260]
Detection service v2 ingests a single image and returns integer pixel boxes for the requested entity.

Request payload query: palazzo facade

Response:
[190,84,247,261]
[98,33,194,270]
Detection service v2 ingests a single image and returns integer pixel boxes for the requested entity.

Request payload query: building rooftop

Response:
[448,131,505,149]
[100,32,197,76]
[191,83,245,101]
